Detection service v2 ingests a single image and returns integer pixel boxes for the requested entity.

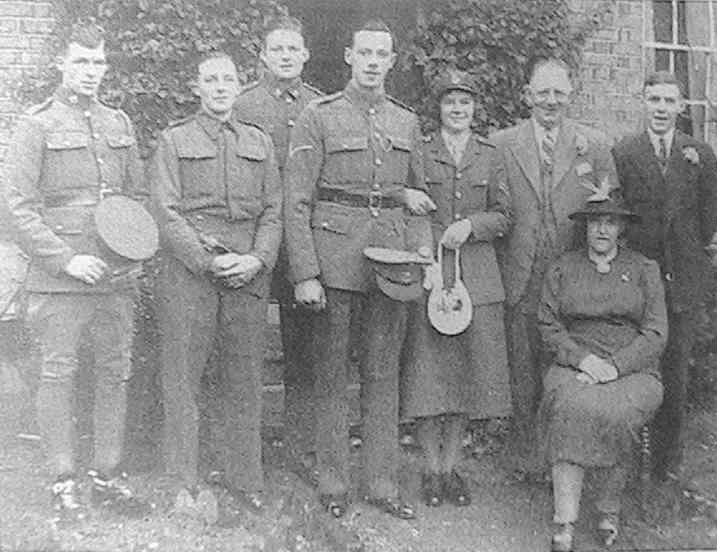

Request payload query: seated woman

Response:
[537,192,666,551]
[401,69,512,508]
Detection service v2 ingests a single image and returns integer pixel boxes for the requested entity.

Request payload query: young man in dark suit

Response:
[612,71,717,480]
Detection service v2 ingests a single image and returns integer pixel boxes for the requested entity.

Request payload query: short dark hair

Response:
[528,57,572,85]
[643,71,685,97]
[262,15,304,46]
[60,20,105,53]
[351,19,395,49]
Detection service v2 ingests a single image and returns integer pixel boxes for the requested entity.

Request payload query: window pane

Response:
[684,0,712,47]
[653,0,674,43]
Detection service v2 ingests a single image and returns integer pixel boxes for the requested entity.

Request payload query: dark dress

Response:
[536,248,666,467]
[401,132,512,420]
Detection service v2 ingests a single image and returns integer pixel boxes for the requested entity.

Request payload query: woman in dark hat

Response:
[400,69,512,508]
[537,189,666,551]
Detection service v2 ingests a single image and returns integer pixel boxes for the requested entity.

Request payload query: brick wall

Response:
[0,1,53,175]
[569,0,648,142]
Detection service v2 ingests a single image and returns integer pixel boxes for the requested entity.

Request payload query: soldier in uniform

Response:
[284,19,434,519]
[2,22,146,513]
[150,51,281,514]
[233,16,323,473]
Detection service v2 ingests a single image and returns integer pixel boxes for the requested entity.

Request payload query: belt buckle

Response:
[99,187,115,200]
[368,190,382,217]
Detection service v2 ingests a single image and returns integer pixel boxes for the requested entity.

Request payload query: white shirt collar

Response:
[647,127,675,158]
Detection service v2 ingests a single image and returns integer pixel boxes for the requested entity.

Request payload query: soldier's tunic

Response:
[285,81,431,498]
[150,111,281,492]
[2,86,145,477]
[233,74,322,456]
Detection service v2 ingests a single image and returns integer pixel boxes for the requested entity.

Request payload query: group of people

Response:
[3,13,717,552]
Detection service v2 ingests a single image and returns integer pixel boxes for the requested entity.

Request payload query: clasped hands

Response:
[210,252,262,288]
[576,353,618,385]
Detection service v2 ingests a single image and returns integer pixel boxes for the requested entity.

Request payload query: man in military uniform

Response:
[233,16,323,472]
[284,20,434,519]
[2,22,146,513]
[150,51,281,514]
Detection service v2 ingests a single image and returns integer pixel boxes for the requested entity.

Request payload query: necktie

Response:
[542,132,555,175]
[658,136,668,172]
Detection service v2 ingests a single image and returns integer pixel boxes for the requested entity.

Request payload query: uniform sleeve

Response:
[610,259,668,376]
[149,132,214,275]
[468,146,512,242]
[537,262,592,368]
[123,116,148,200]
[284,106,323,283]
[249,133,282,269]
[2,117,75,275]
[405,122,427,192]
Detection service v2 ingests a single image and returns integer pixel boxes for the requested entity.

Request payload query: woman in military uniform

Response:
[401,70,512,508]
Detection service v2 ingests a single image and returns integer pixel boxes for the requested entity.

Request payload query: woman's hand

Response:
[441,219,472,250]
[578,353,618,383]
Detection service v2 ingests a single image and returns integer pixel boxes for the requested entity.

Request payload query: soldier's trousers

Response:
[273,257,316,457]
[312,287,407,499]
[158,259,266,492]
[28,292,134,478]
[653,308,696,476]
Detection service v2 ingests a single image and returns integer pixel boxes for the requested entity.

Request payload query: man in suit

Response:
[284,19,433,518]
[492,58,617,472]
[233,16,323,473]
[612,71,717,479]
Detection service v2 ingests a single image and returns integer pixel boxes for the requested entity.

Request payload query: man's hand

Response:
[211,253,263,287]
[63,255,108,285]
[295,278,326,311]
[578,353,618,383]
[404,189,437,215]
[441,219,472,250]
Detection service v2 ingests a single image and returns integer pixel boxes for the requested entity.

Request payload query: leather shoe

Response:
[364,495,416,520]
[551,522,574,552]
[598,513,619,546]
[443,471,471,507]
[421,472,443,507]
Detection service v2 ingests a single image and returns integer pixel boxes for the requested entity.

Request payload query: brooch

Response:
[683,146,700,165]
[621,272,630,282]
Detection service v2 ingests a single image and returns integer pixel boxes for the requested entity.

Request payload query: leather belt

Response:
[43,188,121,208]
[317,188,403,212]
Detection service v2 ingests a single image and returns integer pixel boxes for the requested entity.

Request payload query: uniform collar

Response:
[53,86,98,111]
[343,79,387,113]
[196,109,237,140]
[261,72,302,100]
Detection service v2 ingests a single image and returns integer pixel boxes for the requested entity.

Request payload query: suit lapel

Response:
[663,131,692,220]
[550,121,577,189]
[508,120,541,197]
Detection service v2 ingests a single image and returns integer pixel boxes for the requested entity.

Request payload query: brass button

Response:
[93,133,100,140]
[83,110,90,117]
[456,172,462,179]
[55,224,63,231]
[372,183,380,190]
[455,191,462,199]
[375,158,382,166]
[97,158,104,165]
[321,222,329,228]
[482,179,488,185]
[368,107,376,115]
[454,213,462,220]
[288,119,295,127]
[285,96,293,103]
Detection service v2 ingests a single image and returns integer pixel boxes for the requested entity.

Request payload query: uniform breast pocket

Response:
[104,134,135,186]
[45,132,91,188]
[229,146,267,219]
[324,135,368,178]
[468,176,489,209]
[386,135,412,174]
[177,144,218,198]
